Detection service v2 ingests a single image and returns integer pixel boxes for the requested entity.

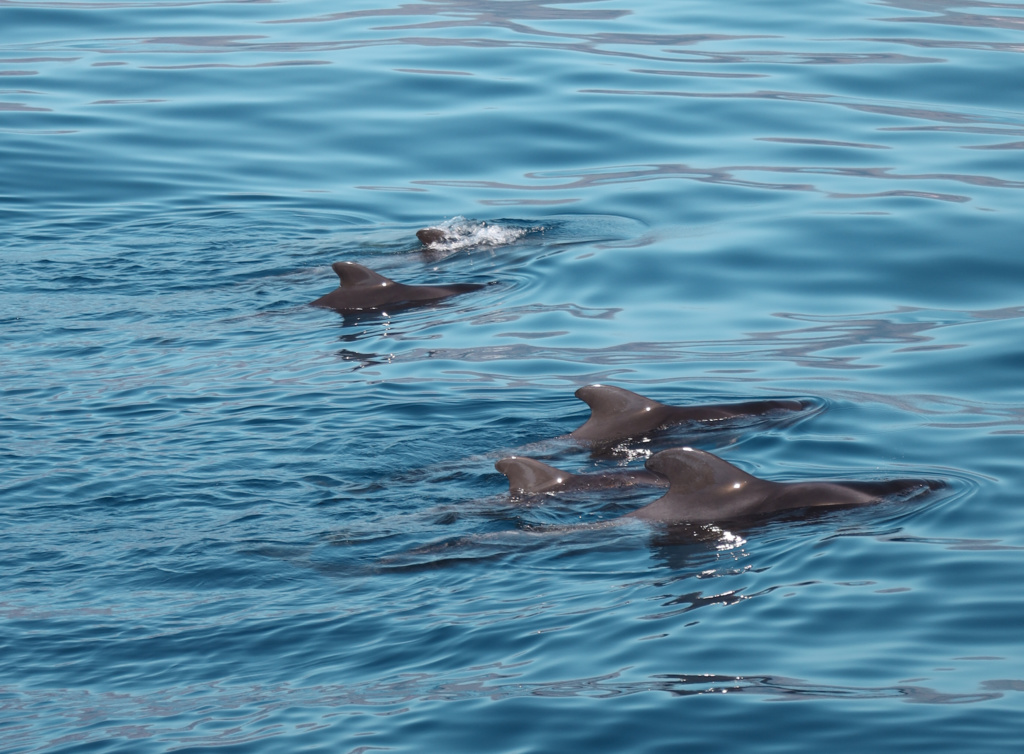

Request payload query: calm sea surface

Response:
[3,1,1024,751]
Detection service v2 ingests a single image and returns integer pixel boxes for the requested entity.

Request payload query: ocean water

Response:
[2,0,1024,751]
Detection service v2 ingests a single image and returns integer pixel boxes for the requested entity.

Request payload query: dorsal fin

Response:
[570,384,668,441]
[331,261,398,289]
[577,384,665,415]
[645,447,760,496]
[495,456,577,494]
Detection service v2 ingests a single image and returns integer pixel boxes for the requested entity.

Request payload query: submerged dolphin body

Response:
[628,447,941,524]
[570,384,811,444]
[310,261,486,314]
[495,456,667,495]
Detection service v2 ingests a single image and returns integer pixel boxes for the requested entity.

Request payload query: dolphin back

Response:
[311,261,487,313]
[569,385,811,444]
[636,447,942,523]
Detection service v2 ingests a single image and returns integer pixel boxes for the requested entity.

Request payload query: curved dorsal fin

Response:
[495,456,576,494]
[570,384,668,442]
[331,261,397,289]
[645,447,760,496]
[577,384,664,415]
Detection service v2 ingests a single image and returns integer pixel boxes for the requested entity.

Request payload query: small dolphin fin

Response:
[495,456,576,494]
[645,447,760,496]
[331,261,398,289]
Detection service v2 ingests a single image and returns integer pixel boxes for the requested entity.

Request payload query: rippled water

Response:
[3,1,1024,751]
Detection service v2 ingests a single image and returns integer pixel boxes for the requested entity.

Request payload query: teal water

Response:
[3,1,1024,751]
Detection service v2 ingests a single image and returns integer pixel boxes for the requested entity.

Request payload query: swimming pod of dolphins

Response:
[495,384,941,524]
[310,225,943,529]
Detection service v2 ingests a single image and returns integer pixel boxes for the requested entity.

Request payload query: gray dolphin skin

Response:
[495,456,667,495]
[570,384,810,444]
[310,261,485,314]
[628,447,939,524]
[416,228,449,246]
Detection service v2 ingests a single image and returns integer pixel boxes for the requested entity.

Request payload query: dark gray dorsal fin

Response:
[331,261,398,289]
[495,456,576,494]
[576,384,664,415]
[645,447,760,496]
[570,384,668,441]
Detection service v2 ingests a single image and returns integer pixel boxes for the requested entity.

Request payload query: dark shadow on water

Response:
[325,305,1024,378]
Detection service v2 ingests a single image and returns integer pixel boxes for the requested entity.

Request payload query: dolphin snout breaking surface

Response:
[416,228,449,245]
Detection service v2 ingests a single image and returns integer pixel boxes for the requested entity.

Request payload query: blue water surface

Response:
[3,0,1024,751]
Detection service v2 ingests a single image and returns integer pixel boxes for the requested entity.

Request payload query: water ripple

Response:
[0,666,1013,752]
[4,2,1024,752]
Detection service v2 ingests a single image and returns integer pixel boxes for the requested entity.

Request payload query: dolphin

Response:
[628,447,941,524]
[570,384,811,444]
[310,261,487,314]
[495,456,667,495]
[416,228,449,246]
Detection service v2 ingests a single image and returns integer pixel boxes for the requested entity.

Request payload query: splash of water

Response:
[422,216,532,250]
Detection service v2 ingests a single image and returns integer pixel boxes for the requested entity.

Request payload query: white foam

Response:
[425,216,530,250]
